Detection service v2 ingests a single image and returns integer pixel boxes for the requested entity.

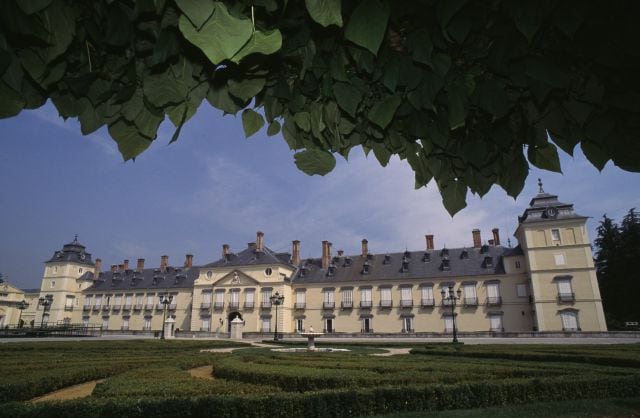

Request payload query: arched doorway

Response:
[228,312,242,333]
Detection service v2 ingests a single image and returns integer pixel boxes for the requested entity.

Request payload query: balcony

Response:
[92,305,101,311]
[361,328,374,333]
[144,304,154,311]
[442,299,453,306]
[200,302,211,310]
[112,305,121,311]
[400,299,413,308]
[558,292,575,303]
[156,304,164,311]
[123,304,132,311]
[261,302,272,309]
[168,304,177,311]
[64,306,74,312]
[421,298,435,308]
[323,301,335,309]
[463,297,478,307]
[379,300,392,308]
[200,327,211,332]
[133,304,143,311]
[486,296,502,306]
[244,301,255,309]
[82,305,91,311]
[341,301,353,309]
[360,301,372,308]
[212,302,223,311]
[102,305,111,311]
[294,302,306,310]
[228,302,240,310]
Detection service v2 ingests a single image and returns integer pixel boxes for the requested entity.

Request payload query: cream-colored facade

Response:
[5,185,607,335]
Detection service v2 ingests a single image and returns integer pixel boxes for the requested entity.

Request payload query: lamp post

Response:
[16,300,29,328]
[38,296,51,328]
[159,293,173,340]
[441,286,462,343]
[269,291,285,341]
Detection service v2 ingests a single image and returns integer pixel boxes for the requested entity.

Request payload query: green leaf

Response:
[241,109,264,138]
[77,99,102,135]
[106,5,132,47]
[497,149,529,198]
[511,0,544,43]
[438,178,468,216]
[372,143,391,167]
[432,53,451,77]
[228,78,266,102]
[305,0,343,27]
[169,105,188,144]
[267,120,281,136]
[231,29,283,63]
[150,29,181,66]
[294,112,312,132]
[528,143,562,173]
[175,0,215,30]
[0,82,25,118]
[294,149,336,175]
[581,140,608,171]
[475,79,512,118]
[333,82,362,118]
[207,84,242,115]
[143,72,188,107]
[447,80,468,130]
[344,0,389,55]
[367,95,401,129]
[178,2,253,64]
[436,0,468,29]
[108,119,153,161]
[17,0,52,14]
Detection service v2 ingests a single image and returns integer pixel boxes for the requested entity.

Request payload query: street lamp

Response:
[159,293,173,340]
[269,291,285,341]
[16,300,29,328]
[441,286,462,343]
[38,296,52,328]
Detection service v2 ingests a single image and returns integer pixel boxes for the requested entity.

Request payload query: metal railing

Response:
[341,301,353,309]
[323,301,335,309]
[379,300,392,308]
[400,299,413,308]
[200,302,211,309]
[486,296,502,306]
[558,292,575,302]
[360,301,372,308]
[294,302,306,309]
[463,297,478,306]
[421,298,435,307]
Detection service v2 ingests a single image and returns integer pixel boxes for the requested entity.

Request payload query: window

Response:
[114,295,122,308]
[554,253,566,265]
[82,317,89,327]
[516,284,528,298]
[214,290,224,309]
[135,294,143,308]
[361,317,372,333]
[323,289,335,309]
[515,261,521,269]
[50,280,55,288]
[105,295,112,307]
[144,317,152,331]
[402,317,413,332]
[65,296,74,311]
[262,289,272,308]
[245,289,255,308]
[102,317,109,330]
[421,286,434,307]
[324,318,334,333]
[79,268,83,274]
[84,296,92,309]
[296,318,304,332]
[95,295,102,308]
[380,287,392,307]
[560,311,579,331]
[201,291,211,308]
[201,318,210,332]
[489,314,503,332]
[486,283,501,305]
[206,271,213,279]
[444,316,453,332]
[261,317,271,332]
[557,279,574,302]
[122,317,129,331]
[295,290,306,309]
[264,267,272,276]
[124,295,132,308]
[360,288,372,307]
[229,290,240,308]
[145,294,154,309]
[400,287,412,307]
[341,289,353,308]
[463,284,477,306]
[551,228,561,243]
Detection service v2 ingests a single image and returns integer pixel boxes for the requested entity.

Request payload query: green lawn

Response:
[0,340,639,417]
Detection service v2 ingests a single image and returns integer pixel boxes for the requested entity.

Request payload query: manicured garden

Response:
[0,340,639,417]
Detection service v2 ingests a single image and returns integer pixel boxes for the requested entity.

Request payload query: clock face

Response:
[546,207,558,218]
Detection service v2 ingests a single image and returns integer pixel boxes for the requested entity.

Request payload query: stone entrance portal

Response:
[227,312,242,333]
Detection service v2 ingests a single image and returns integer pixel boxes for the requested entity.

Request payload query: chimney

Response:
[184,254,193,268]
[492,228,501,246]
[94,258,102,277]
[472,229,481,249]
[361,239,369,257]
[136,258,145,271]
[291,240,300,265]
[222,244,230,259]
[337,250,344,257]
[118,263,124,272]
[425,234,434,251]
[110,264,117,273]
[160,255,168,272]
[322,240,330,270]
[488,239,495,246]
[123,259,129,270]
[256,231,264,252]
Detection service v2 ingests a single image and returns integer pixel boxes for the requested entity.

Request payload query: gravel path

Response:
[371,348,412,356]
[29,379,104,403]
[189,365,214,380]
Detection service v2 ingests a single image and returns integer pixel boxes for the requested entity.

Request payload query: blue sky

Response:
[1,101,638,289]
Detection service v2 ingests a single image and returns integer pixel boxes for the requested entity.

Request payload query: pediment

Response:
[212,270,260,287]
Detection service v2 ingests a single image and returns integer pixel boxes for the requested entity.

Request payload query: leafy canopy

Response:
[1,0,639,214]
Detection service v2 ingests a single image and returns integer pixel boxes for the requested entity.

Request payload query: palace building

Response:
[1,183,607,336]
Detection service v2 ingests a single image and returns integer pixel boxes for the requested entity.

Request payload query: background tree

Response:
[1,0,639,214]
[595,209,640,329]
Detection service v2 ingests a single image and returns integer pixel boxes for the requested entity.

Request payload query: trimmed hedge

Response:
[4,374,640,417]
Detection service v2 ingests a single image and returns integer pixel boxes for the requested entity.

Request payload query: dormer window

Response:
[480,244,489,254]
[440,248,449,258]
[401,260,409,273]
[327,264,336,277]
[332,256,340,264]
[383,255,391,264]
[344,257,352,267]
[362,261,371,275]
[460,249,469,260]
[440,259,450,271]
[299,266,307,278]
[422,252,431,262]
[404,250,411,259]
[483,256,494,268]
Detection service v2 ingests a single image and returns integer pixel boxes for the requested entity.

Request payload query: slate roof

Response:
[20,288,41,294]
[292,245,522,285]
[85,265,200,293]
[202,245,293,268]
[518,190,586,224]
[46,237,95,267]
